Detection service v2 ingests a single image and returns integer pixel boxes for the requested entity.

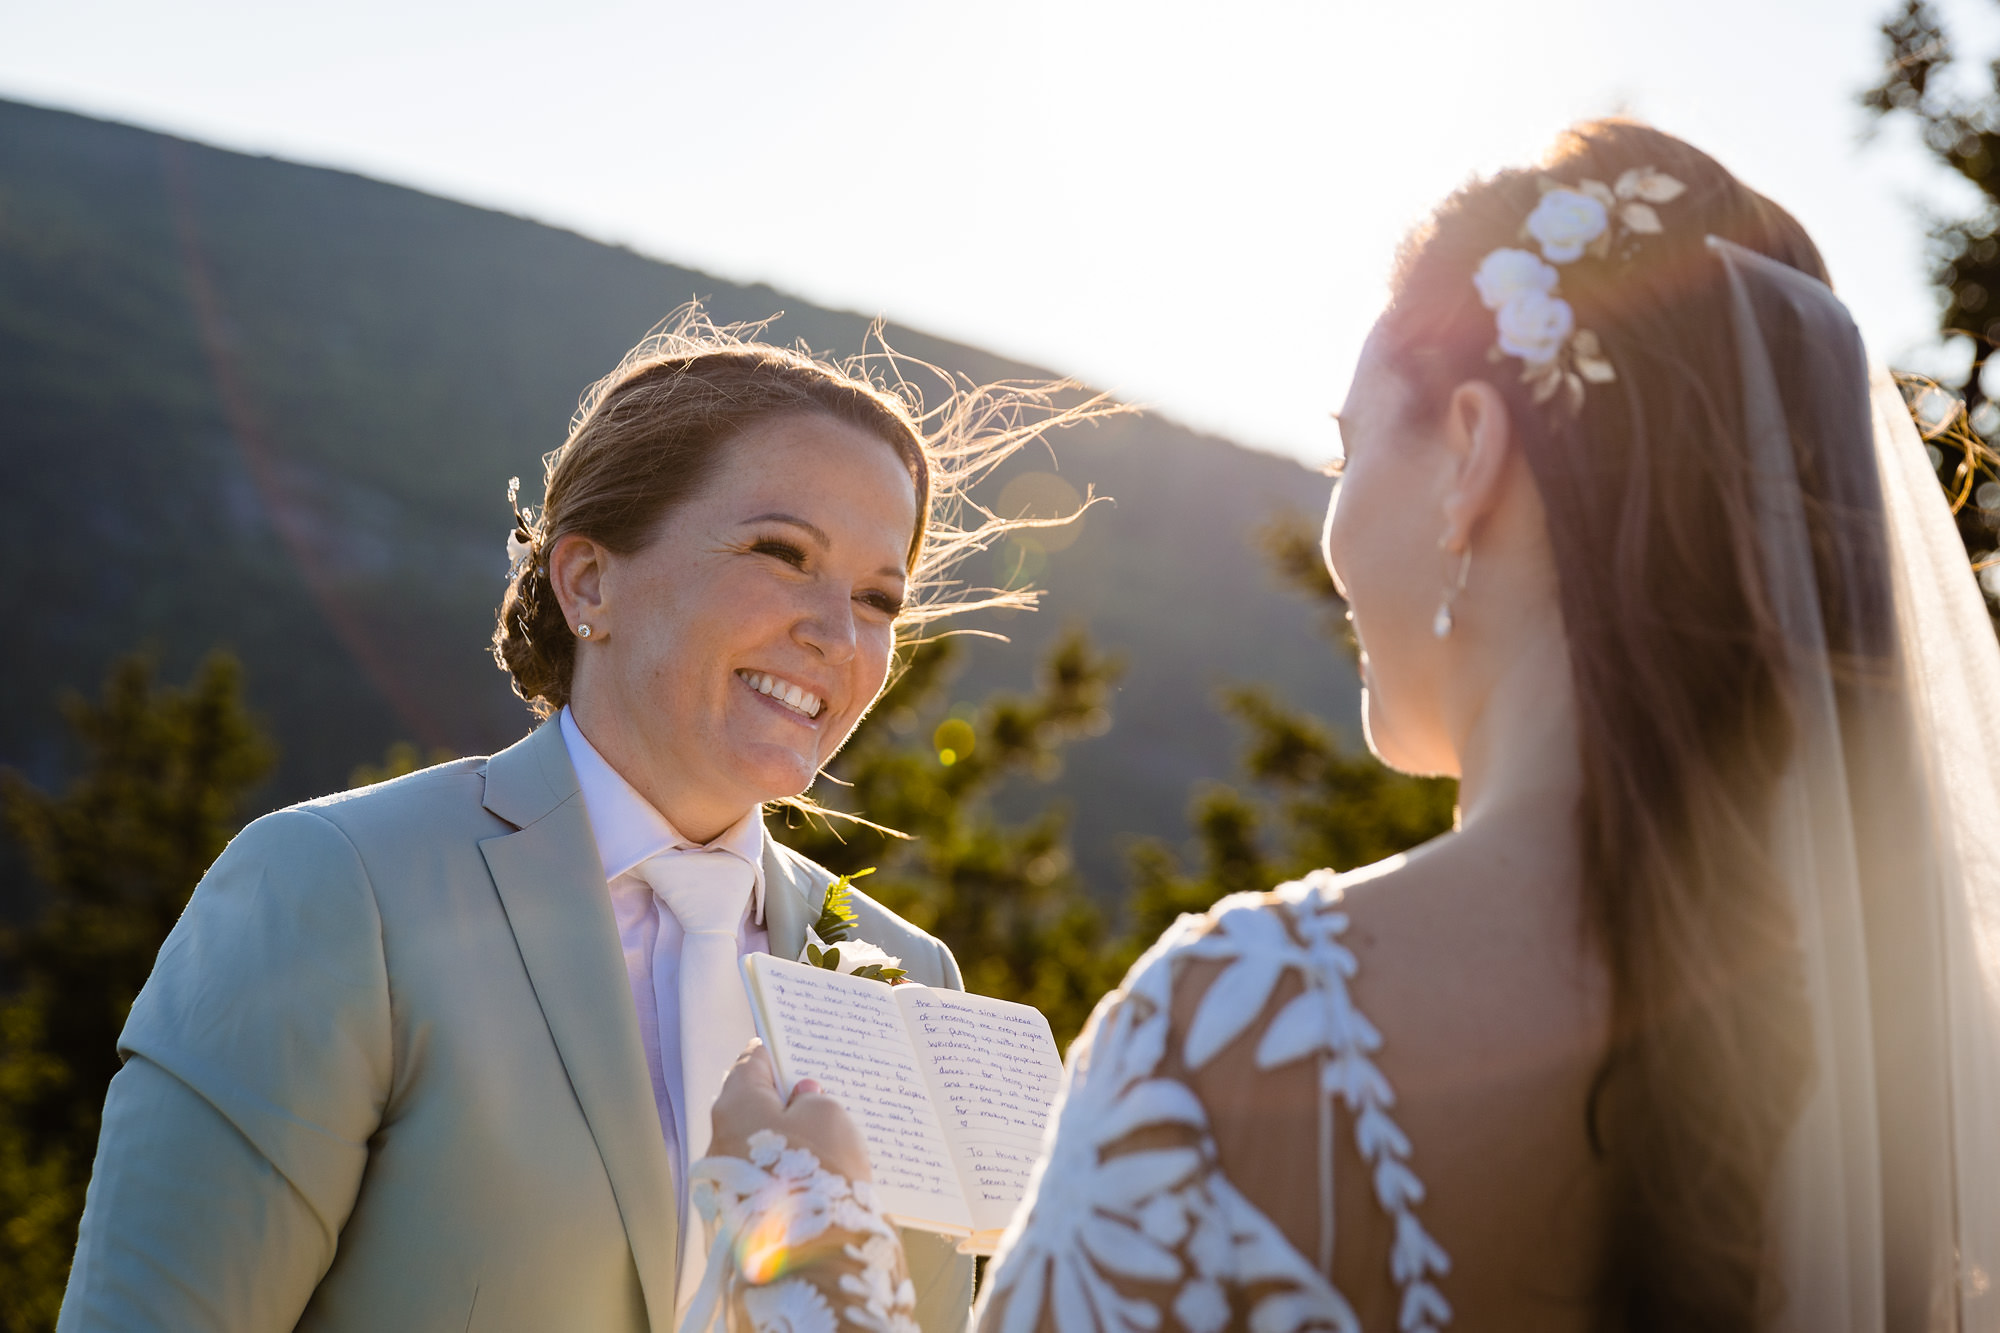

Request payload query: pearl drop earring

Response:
[1432,548,1473,639]
[576,623,593,639]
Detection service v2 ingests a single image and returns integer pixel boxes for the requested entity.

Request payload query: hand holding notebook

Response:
[738,953,1065,1254]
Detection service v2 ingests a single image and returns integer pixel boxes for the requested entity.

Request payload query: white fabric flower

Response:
[1494,292,1575,364]
[741,1279,838,1333]
[831,1196,879,1234]
[685,1131,916,1333]
[505,530,532,570]
[839,1236,905,1315]
[1472,248,1560,311]
[799,927,903,977]
[838,1235,920,1333]
[774,1147,821,1182]
[829,938,903,975]
[1526,188,1609,263]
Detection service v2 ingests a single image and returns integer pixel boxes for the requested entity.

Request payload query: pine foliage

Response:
[777,630,1124,1048]
[1863,0,2000,619]
[1123,514,1457,957]
[0,654,271,1332]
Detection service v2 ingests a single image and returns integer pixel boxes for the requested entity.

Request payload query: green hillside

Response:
[0,96,1358,899]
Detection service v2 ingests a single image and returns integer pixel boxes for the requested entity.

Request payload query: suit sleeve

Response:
[59,809,393,1332]
[925,928,965,993]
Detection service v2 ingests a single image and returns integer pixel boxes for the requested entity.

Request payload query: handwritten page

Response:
[897,986,1064,1233]
[741,955,971,1231]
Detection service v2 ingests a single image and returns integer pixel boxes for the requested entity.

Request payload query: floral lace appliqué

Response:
[982,872,1451,1333]
[682,1130,917,1333]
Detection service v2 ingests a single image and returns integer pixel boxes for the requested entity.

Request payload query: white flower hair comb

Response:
[1475,167,1686,417]
[504,475,539,578]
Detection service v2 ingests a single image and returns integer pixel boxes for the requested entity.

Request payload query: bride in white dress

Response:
[687,120,2000,1333]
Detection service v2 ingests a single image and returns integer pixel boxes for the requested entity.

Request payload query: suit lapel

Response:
[478,721,680,1327]
[760,835,829,964]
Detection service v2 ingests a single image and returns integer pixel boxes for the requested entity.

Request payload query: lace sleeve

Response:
[976,876,1450,1333]
[681,1130,920,1333]
[975,897,1353,1333]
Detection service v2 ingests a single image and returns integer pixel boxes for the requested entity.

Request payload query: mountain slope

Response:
[0,96,1357,897]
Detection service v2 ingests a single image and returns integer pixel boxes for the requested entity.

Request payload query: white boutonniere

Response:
[800,868,907,983]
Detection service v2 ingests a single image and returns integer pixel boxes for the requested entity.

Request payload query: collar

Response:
[559,707,768,923]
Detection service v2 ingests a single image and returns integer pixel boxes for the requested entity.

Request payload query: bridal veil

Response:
[1712,237,2000,1330]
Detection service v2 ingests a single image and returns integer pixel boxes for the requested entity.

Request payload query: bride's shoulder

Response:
[1111,827,1607,1093]
[1117,844,1442,994]
[1314,829,1605,1054]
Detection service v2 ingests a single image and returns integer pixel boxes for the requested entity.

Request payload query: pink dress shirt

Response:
[557,709,768,1214]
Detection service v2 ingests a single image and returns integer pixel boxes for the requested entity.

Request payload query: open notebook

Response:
[739,953,1064,1254]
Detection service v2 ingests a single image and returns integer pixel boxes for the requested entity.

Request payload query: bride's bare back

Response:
[1182,816,1610,1330]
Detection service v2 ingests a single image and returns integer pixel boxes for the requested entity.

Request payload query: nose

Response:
[794,585,858,664]
[1320,484,1350,600]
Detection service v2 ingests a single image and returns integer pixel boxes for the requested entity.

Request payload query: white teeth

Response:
[737,670,822,719]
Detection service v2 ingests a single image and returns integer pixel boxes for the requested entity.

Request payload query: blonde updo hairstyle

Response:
[494,310,1115,719]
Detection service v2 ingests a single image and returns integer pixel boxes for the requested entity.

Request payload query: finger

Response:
[782,1093,873,1183]
[788,1078,822,1104]
[712,1044,784,1122]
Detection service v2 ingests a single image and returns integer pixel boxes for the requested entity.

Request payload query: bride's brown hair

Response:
[1381,121,1903,1330]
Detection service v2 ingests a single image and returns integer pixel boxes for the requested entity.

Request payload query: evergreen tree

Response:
[0,654,272,1332]
[1122,516,1457,948]
[1863,0,2000,621]
[349,741,456,789]
[777,630,1123,1048]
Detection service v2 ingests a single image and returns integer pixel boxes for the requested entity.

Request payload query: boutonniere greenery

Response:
[801,868,908,983]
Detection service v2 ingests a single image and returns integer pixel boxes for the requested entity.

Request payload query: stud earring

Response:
[1432,547,1473,639]
[576,623,593,639]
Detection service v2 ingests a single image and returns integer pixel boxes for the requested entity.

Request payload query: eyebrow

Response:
[744,512,908,581]
[744,512,830,545]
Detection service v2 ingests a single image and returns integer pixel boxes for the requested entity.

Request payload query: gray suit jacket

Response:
[59,720,972,1332]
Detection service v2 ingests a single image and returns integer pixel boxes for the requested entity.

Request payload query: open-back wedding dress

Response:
[681,242,2000,1333]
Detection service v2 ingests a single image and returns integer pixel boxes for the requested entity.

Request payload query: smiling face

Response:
[1321,328,1462,776]
[559,411,920,840]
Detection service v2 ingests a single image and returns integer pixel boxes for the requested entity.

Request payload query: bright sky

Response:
[3,0,1995,464]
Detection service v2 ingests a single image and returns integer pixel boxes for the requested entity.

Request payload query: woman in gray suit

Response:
[58,318,1100,1332]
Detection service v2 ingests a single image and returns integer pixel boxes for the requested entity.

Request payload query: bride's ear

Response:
[1437,380,1515,555]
